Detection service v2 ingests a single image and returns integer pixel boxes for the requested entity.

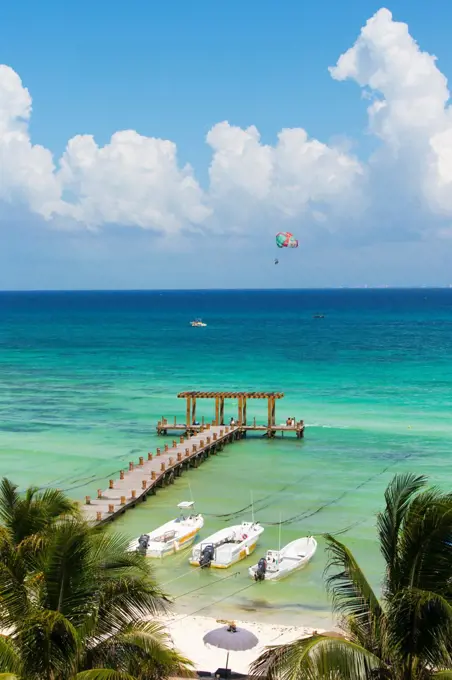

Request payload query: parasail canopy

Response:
[276,232,298,249]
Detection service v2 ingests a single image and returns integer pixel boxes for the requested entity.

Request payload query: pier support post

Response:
[191,397,197,426]
[220,396,225,425]
[267,397,272,436]
[215,397,220,426]
[243,397,247,426]
[186,396,191,430]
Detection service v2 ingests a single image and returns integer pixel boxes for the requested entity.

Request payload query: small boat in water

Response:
[129,501,204,558]
[190,319,207,327]
[249,536,317,581]
[190,521,264,569]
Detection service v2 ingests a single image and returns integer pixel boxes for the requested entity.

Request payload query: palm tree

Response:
[0,484,193,680]
[0,478,78,547]
[250,473,452,680]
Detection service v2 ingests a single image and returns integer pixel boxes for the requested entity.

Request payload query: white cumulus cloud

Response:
[207,122,363,228]
[2,7,452,241]
[58,131,211,232]
[330,7,452,226]
[0,65,61,218]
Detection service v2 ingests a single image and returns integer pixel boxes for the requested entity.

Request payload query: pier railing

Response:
[81,390,305,526]
[81,424,242,525]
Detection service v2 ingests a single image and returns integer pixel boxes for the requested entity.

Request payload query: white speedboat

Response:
[190,319,207,327]
[249,536,317,581]
[129,502,204,558]
[190,521,264,569]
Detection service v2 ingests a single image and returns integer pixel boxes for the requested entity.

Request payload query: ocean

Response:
[1,288,452,627]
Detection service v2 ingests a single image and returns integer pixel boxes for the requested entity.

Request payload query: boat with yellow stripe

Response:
[129,501,203,558]
[189,521,264,568]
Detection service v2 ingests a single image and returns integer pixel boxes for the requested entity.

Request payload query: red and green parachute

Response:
[276,232,298,248]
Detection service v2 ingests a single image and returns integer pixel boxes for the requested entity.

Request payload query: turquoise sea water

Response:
[1,289,452,627]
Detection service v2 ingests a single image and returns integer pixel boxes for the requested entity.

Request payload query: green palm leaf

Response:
[396,494,452,596]
[377,472,427,597]
[86,621,194,678]
[16,609,79,678]
[250,634,383,680]
[0,478,77,546]
[0,635,21,675]
[75,671,137,680]
[324,534,383,653]
[386,588,452,671]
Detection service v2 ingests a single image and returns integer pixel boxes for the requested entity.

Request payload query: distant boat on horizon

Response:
[190,319,207,327]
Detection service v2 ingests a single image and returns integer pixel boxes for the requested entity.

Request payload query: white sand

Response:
[164,614,323,674]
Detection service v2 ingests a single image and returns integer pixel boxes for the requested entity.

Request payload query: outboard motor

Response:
[199,544,215,568]
[255,557,267,581]
[137,534,150,555]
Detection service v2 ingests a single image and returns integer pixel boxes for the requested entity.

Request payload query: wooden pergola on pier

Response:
[157,391,304,438]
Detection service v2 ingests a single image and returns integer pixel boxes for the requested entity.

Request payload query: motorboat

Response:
[249,536,317,581]
[190,319,207,327]
[129,501,204,558]
[190,521,264,569]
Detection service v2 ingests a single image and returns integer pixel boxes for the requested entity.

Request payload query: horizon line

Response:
[0,286,451,293]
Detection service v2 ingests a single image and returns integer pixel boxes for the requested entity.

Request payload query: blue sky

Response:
[1,0,452,288]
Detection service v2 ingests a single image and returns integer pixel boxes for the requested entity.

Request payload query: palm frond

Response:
[38,487,79,519]
[324,534,383,652]
[0,480,19,532]
[0,480,77,546]
[0,543,30,630]
[86,621,194,678]
[16,609,79,678]
[377,473,427,597]
[37,518,95,619]
[249,633,383,680]
[385,588,452,671]
[0,635,21,675]
[92,576,169,640]
[75,671,137,680]
[397,494,452,596]
[89,531,158,581]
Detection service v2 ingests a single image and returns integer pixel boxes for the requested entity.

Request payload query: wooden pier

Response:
[81,423,242,525]
[158,391,305,439]
[81,391,304,526]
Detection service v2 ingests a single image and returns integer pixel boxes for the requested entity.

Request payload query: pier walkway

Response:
[81,423,240,525]
[80,390,304,526]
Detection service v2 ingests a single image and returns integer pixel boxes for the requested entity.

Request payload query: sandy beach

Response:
[164,614,323,674]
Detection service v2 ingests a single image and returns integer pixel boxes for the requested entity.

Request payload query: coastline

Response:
[162,614,328,673]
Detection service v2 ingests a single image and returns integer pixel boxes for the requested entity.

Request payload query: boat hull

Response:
[129,516,203,559]
[190,522,264,569]
[249,537,317,581]
[146,528,201,558]
[190,540,259,568]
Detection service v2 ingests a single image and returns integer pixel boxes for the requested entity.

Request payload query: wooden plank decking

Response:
[80,390,305,527]
[81,424,241,525]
